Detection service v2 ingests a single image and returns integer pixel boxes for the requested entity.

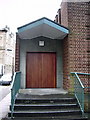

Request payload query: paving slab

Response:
[0,93,11,120]
[0,86,11,101]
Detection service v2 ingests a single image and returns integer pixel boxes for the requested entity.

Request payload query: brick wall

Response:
[61,2,68,27]
[15,33,20,72]
[56,2,89,90]
[62,36,70,89]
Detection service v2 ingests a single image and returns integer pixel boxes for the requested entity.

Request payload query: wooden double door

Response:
[26,52,56,88]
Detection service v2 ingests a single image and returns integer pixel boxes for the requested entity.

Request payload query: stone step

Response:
[8,109,81,117]
[7,93,88,120]
[15,97,77,104]
[12,103,79,111]
[3,116,88,120]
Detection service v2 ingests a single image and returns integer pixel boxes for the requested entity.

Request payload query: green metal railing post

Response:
[71,72,90,116]
[11,71,21,118]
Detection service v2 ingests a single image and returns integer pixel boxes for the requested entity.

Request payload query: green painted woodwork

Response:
[71,72,90,116]
[11,71,21,118]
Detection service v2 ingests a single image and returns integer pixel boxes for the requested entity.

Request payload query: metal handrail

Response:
[71,72,90,116]
[75,73,84,88]
[11,71,21,118]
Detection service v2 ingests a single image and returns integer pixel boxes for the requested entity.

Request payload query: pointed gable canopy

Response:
[18,17,69,40]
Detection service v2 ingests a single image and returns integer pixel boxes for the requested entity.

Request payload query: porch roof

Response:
[17,17,69,40]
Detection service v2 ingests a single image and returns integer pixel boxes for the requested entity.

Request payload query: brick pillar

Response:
[15,33,20,72]
[63,36,70,89]
[57,9,61,24]
[87,2,90,91]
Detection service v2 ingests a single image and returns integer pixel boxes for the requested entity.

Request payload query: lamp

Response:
[39,41,45,47]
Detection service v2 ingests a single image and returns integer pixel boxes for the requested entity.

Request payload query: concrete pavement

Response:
[0,90,11,120]
[0,86,11,101]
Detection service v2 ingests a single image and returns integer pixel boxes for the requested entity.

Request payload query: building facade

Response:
[15,1,89,91]
[0,27,15,75]
[55,1,90,90]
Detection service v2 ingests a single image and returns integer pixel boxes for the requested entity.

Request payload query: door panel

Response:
[26,53,56,88]
[42,53,56,88]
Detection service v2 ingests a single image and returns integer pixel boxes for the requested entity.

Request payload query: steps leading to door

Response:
[6,93,88,120]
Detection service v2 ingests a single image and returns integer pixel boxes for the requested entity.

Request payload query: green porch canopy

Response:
[18,17,69,40]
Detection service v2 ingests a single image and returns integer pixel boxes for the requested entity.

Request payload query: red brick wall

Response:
[15,33,20,72]
[60,2,89,90]
[62,36,70,89]
[61,2,68,27]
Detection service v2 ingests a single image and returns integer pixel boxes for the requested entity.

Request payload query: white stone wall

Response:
[0,29,15,74]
